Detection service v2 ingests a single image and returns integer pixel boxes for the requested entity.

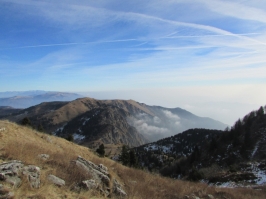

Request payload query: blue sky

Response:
[1,0,266,125]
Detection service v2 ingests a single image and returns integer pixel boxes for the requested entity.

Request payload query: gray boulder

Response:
[47,174,65,187]
[72,156,127,197]
[22,165,41,188]
[72,156,110,186]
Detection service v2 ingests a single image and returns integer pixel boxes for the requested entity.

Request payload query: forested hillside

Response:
[133,106,266,186]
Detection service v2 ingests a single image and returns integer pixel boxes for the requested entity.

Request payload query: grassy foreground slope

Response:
[0,120,266,199]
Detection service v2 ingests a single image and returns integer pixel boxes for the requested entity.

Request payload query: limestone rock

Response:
[80,179,98,190]
[72,156,110,186]
[72,156,127,197]
[98,164,108,173]
[37,154,50,160]
[0,184,14,199]
[47,174,65,187]
[0,161,24,187]
[0,161,41,189]
[22,165,41,188]
[5,176,22,188]
[113,179,127,197]
[207,194,214,199]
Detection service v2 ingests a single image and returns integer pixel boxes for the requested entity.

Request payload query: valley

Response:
[0,95,266,198]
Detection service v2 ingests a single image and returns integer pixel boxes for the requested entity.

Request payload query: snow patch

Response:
[251,142,259,158]
[73,133,85,141]
[53,123,67,135]
[82,118,90,125]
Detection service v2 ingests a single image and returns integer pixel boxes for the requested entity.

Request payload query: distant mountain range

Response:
[1,97,227,148]
[0,91,82,108]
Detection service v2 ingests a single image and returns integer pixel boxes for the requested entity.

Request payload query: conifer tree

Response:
[96,144,105,157]
[37,124,44,132]
[129,150,138,167]
[66,134,74,142]
[119,145,130,165]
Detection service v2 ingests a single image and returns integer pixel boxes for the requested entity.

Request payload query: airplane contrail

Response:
[1,39,139,50]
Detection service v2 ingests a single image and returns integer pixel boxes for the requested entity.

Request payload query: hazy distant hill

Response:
[0,91,82,108]
[0,90,47,98]
[2,97,227,147]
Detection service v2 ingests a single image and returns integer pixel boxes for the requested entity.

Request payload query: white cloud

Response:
[162,110,180,121]
[127,116,170,141]
[153,116,161,124]
[162,110,181,127]
[199,0,266,23]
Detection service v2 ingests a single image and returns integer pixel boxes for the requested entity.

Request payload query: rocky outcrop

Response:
[72,156,126,197]
[113,179,127,197]
[0,160,24,187]
[0,157,126,198]
[72,156,110,186]
[0,161,40,188]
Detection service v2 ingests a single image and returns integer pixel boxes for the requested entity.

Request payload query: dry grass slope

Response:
[0,120,266,199]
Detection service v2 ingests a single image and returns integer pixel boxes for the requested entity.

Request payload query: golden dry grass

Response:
[0,120,266,199]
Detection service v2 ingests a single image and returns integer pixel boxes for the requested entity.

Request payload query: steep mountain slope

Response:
[1,120,264,199]
[55,106,147,147]
[134,129,223,171]
[2,97,227,147]
[0,106,21,117]
[134,105,266,187]
[0,91,82,108]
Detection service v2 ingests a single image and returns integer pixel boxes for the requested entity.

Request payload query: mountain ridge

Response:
[1,97,227,148]
[0,91,82,108]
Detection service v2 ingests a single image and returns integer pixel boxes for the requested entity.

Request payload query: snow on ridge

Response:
[144,144,172,153]
[53,123,67,135]
[73,133,85,141]
[251,142,259,158]
[82,118,90,125]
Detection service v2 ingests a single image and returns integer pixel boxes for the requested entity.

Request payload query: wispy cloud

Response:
[1,39,139,50]
[199,0,266,23]
[1,0,266,125]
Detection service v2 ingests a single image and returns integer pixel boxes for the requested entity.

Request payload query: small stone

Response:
[207,194,214,199]
[37,154,50,160]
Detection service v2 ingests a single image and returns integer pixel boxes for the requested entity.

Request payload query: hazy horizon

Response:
[1,0,266,126]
